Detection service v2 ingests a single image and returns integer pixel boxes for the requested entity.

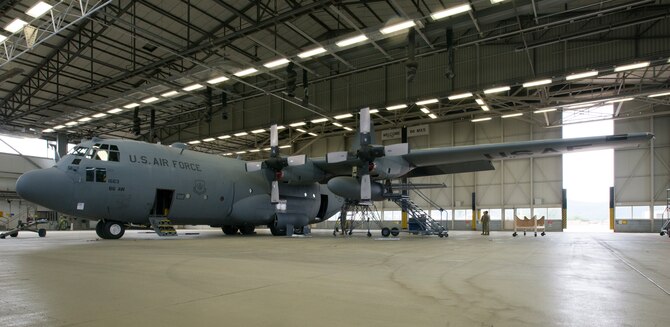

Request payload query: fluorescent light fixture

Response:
[53,125,65,130]
[298,47,326,58]
[183,83,204,91]
[42,128,54,133]
[565,102,598,109]
[296,128,306,133]
[222,153,232,156]
[502,113,523,118]
[380,20,415,34]
[203,138,216,142]
[124,103,140,108]
[334,113,353,119]
[475,99,485,105]
[251,129,265,134]
[5,19,27,33]
[78,117,92,122]
[430,4,472,21]
[249,149,260,153]
[311,118,329,123]
[534,108,557,114]
[218,135,231,139]
[188,140,201,144]
[263,58,290,68]
[336,34,368,47]
[161,90,179,97]
[483,86,510,94]
[141,97,159,104]
[207,76,229,84]
[523,79,552,88]
[65,121,78,126]
[428,113,437,119]
[263,148,271,151]
[0,34,6,43]
[289,122,306,127]
[92,113,107,118]
[605,98,634,104]
[416,98,439,105]
[107,108,122,114]
[448,92,473,100]
[369,109,379,114]
[614,62,649,72]
[648,91,670,98]
[480,106,490,111]
[234,132,248,137]
[26,2,52,18]
[343,127,353,131]
[234,68,258,77]
[386,104,407,110]
[566,70,598,80]
[236,151,246,154]
[471,117,492,122]
[276,125,286,130]
[279,145,292,149]
[308,132,318,136]
[491,0,507,3]
[420,107,430,114]
[332,122,343,127]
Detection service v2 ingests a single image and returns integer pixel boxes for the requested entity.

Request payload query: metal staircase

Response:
[661,188,670,237]
[333,201,398,237]
[387,185,448,238]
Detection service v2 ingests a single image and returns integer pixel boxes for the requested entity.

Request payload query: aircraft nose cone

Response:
[16,168,74,209]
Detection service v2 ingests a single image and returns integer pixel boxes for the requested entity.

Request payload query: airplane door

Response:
[151,189,174,217]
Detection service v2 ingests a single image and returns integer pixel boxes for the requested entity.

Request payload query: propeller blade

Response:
[360,107,370,134]
[360,174,372,202]
[245,162,263,172]
[271,180,280,204]
[287,154,306,166]
[384,143,409,156]
[270,124,278,147]
[327,151,348,163]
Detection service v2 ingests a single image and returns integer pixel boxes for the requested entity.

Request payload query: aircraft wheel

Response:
[95,220,105,238]
[38,229,46,238]
[10,231,18,238]
[294,226,304,235]
[381,227,391,237]
[269,224,286,236]
[390,227,400,236]
[239,225,255,235]
[222,225,238,235]
[102,221,125,239]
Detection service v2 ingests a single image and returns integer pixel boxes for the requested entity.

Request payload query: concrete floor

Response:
[1,229,669,327]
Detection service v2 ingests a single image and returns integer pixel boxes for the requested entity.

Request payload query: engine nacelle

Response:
[280,159,325,184]
[326,176,385,201]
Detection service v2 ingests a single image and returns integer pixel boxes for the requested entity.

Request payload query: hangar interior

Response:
[1,0,668,233]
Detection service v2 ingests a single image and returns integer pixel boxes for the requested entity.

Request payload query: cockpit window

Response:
[68,146,88,157]
[84,143,120,162]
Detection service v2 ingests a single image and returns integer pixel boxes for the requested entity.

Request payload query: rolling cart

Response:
[0,219,48,239]
[512,216,546,237]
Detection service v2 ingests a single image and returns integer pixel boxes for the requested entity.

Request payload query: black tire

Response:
[390,227,400,237]
[38,229,46,237]
[239,225,255,235]
[541,232,546,236]
[102,221,125,239]
[10,231,18,238]
[438,233,444,238]
[269,224,286,236]
[222,225,238,235]
[444,233,448,237]
[661,231,666,236]
[513,232,517,237]
[367,232,372,237]
[381,227,391,237]
[95,220,105,238]
[534,233,537,237]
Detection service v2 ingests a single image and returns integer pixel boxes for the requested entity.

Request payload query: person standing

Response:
[481,211,490,235]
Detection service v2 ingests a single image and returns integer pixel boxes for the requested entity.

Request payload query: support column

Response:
[562,189,567,230]
[56,133,68,159]
[401,126,408,230]
[610,187,615,230]
[472,192,477,230]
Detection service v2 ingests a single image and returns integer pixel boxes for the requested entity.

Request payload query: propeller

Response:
[326,107,409,204]
[245,124,305,204]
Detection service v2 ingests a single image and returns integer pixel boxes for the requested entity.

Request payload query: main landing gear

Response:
[96,220,126,239]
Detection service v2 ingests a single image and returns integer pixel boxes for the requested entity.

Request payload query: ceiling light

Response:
[502,113,523,118]
[249,149,260,153]
[234,68,258,77]
[203,138,216,142]
[308,132,318,136]
[380,20,415,34]
[334,113,353,119]
[65,121,78,126]
[430,4,472,21]
[480,106,490,111]
[605,98,634,104]
[251,129,265,134]
[53,125,65,130]
[416,98,439,105]
[5,19,27,33]
[523,79,552,88]
[336,34,368,47]
[428,113,437,119]
[369,109,379,114]
[26,2,52,18]
[343,127,353,131]
[332,122,343,127]
[188,140,201,144]
[183,83,204,91]
[92,113,107,118]
[107,108,123,114]
[386,104,407,110]
[483,86,510,94]
[78,117,92,122]
[141,97,159,103]
[276,125,286,130]
[564,102,598,109]
[471,117,492,122]
[491,0,507,3]
[207,76,229,84]
[648,91,670,98]
[298,47,326,58]
[124,103,140,108]
[218,135,230,139]
[279,145,292,149]
[235,151,246,154]
[263,58,290,68]
[566,71,598,80]
[311,118,329,123]
[420,107,430,114]
[614,62,649,72]
[296,128,306,133]
[475,99,485,105]
[161,90,179,97]
[290,122,306,127]
[234,132,248,137]
[42,128,54,133]
[263,148,271,151]
[448,92,473,100]
[0,35,6,43]
[534,108,557,114]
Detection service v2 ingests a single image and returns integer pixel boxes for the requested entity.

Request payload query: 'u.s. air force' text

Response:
[129,155,202,171]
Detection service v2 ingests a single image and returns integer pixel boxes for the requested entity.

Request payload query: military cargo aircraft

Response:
[15,108,653,239]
